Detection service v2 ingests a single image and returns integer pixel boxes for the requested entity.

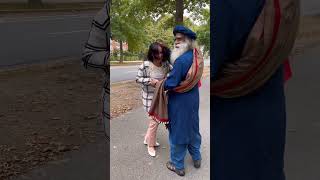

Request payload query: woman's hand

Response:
[149,79,159,87]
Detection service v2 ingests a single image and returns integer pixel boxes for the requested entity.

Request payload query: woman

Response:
[136,42,171,157]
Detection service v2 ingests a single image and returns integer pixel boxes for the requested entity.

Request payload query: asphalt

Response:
[0,11,96,67]
[110,65,139,83]
[284,46,320,180]
[301,0,320,15]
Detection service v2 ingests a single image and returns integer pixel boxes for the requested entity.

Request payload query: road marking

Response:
[124,70,137,74]
[48,30,89,35]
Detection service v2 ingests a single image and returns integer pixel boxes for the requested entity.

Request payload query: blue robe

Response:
[164,50,201,145]
[212,0,286,179]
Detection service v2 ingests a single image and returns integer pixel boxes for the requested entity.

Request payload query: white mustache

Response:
[170,42,189,64]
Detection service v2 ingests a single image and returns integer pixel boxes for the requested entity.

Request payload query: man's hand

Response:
[149,79,159,87]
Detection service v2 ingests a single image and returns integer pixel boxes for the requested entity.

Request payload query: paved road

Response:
[0,11,97,67]
[110,65,139,83]
[301,0,320,15]
[284,46,320,180]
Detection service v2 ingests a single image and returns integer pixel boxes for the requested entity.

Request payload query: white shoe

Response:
[143,139,160,147]
[147,146,156,157]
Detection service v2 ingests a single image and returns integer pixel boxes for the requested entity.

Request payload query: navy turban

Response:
[173,25,197,40]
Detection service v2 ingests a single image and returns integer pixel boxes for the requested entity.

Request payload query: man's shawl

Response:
[212,0,300,98]
[149,48,204,124]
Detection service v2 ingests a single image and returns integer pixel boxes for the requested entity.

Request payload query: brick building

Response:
[110,39,128,53]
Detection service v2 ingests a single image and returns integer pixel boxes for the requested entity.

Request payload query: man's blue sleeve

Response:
[164,60,184,90]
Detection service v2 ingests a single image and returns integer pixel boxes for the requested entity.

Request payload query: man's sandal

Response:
[166,161,185,176]
[194,159,201,168]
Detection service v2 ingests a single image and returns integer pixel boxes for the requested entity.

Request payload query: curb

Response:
[110,61,143,66]
[111,79,135,86]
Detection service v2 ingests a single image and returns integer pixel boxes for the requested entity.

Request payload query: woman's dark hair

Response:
[147,42,171,62]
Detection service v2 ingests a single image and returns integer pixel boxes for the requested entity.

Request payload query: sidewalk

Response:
[110,78,210,180]
[284,46,320,180]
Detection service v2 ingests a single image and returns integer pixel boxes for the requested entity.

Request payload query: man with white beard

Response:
[151,25,203,176]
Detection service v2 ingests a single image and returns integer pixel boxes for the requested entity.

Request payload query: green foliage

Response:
[111,0,150,52]
[144,15,175,49]
[194,8,210,55]
[111,0,210,60]
[140,0,209,19]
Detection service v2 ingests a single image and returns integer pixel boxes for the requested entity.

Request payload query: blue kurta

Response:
[212,0,286,180]
[164,50,200,145]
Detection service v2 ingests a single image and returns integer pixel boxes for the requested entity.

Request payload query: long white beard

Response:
[170,42,190,65]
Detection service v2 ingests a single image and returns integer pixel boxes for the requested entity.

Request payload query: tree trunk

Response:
[119,40,124,64]
[175,0,184,25]
[28,0,43,8]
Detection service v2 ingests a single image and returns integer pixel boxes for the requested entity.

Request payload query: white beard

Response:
[170,42,190,65]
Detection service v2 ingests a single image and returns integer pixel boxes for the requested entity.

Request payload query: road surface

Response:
[0,11,97,67]
[301,0,320,15]
[110,65,139,83]
[284,46,320,180]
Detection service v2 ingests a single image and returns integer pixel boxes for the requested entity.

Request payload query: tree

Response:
[195,8,210,56]
[140,0,210,52]
[141,0,209,25]
[175,0,184,25]
[144,15,175,49]
[111,0,210,62]
[111,0,150,63]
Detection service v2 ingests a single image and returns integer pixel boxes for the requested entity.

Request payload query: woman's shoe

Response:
[143,139,160,147]
[147,146,156,157]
